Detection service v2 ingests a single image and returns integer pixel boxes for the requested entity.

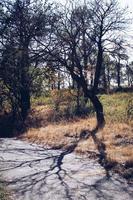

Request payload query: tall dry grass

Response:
[24,92,133,166]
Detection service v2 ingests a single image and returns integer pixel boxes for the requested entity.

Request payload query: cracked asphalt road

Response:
[0,138,132,200]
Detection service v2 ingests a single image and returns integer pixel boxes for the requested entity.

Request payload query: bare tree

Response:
[42,3,105,128]
[43,0,130,129]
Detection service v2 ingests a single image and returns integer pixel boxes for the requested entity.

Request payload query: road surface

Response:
[0,138,132,200]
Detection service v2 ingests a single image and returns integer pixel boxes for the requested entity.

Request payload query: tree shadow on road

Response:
[64,124,114,178]
[79,126,111,177]
[0,132,132,199]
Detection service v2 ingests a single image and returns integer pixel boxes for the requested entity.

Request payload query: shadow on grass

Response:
[64,125,113,177]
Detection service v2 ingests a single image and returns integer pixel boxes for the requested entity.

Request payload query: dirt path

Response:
[0,138,132,200]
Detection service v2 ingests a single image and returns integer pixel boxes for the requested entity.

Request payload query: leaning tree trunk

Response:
[80,77,105,130]
[69,70,105,131]
[90,38,105,129]
[82,86,105,130]
[89,93,105,129]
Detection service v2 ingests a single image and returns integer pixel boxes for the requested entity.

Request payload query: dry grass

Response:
[24,104,133,165]
[25,115,97,150]
[99,122,133,163]
[23,92,133,173]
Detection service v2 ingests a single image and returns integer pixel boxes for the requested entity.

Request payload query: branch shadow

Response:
[79,125,116,178]
[0,137,132,200]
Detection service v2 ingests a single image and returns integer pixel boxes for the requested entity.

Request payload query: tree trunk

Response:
[20,46,30,120]
[70,71,105,130]
[20,87,30,120]
[80,78,105,129]
[117,58,121,88]
[89,93,105,129]
[76,84,80,114]
[72,79,76,89]
[90,70,93,88]
[57,71,61,90]
[107,66,110,92]
[102,64,107,93]
[93,41,103,93]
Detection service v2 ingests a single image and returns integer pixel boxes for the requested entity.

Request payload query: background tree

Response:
[0,0,55,121]
[126,62,133,87]
[88,0,129,92]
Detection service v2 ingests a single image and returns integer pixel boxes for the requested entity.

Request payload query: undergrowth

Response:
[31,91,133,123]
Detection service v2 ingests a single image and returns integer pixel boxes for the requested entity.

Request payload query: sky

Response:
[119,0,133,33]
[120,0,133,10]
[119,0,133,61]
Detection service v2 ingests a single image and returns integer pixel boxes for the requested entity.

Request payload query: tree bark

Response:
[20,46,30,120]
[93,40,103,93]
[20,87,30,120]
[102,64,107,92]
[107,66,110,92]
[70,73,105,130]
[76,83,80,114]
[83,88,105,129]
[89,93,105,129]
[57,71,61,90]
[117,59,121,88]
